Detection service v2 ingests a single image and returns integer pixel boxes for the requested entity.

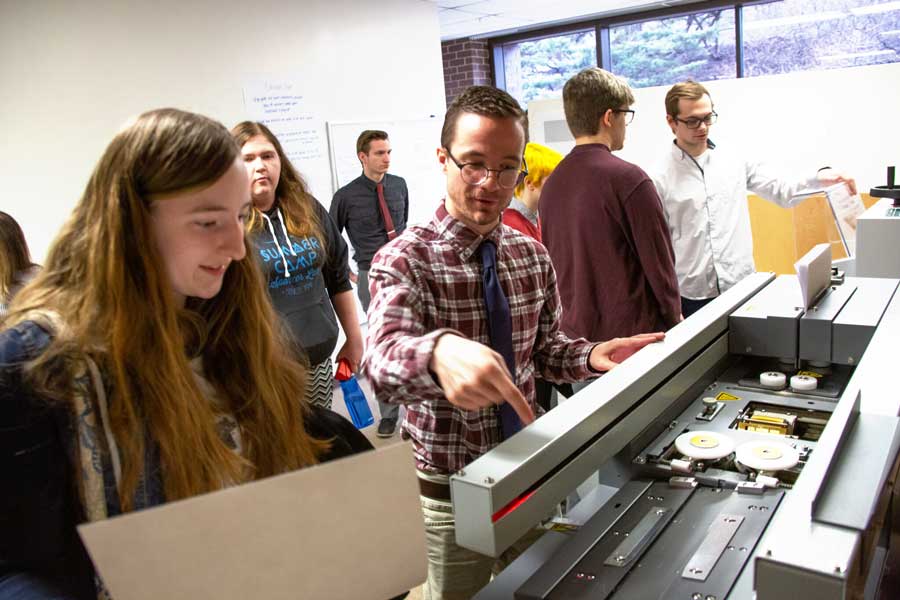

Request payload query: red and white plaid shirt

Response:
[362,203,596,474]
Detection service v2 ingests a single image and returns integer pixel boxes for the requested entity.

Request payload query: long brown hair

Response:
[7,108,327,511]
[231,121,325,249]
[0,211,35,300]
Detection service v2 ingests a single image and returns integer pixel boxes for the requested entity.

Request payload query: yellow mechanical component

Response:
[735,410,797,436]
[797,370,823,378]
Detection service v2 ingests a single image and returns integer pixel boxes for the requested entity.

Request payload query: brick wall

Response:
[441,39,493,106]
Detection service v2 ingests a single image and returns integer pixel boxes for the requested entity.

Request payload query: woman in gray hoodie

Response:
[232,122,363,410]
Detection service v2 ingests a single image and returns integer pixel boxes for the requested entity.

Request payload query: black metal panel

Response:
[516,482,783,600]
[540,481,695,600]
[613,486,784,600]
[514,480,653,600]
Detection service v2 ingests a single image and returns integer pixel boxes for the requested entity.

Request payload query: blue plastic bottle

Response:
[335,358,374,429]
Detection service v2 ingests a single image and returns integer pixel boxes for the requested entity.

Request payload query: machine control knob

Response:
[870,165,900,207]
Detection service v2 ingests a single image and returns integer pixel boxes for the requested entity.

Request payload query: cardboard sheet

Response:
[79,442,426,600]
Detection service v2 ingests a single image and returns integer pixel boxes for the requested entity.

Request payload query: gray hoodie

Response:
[249,199,352,365]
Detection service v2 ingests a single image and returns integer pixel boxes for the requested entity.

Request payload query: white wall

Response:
[0,0,446,261]
[528,62,900,193]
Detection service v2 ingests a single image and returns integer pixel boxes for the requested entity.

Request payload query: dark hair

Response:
[0,211,35,299]
[563,68,635,138]
[441,86,526,150]
[356,130,389,155]
[665,80,712,118]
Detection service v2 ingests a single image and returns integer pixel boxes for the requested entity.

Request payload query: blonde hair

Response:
[8,108,326,511]
[231,122,325,251]
[515,142,564,198]
[563,67,635,138]
[0,211,35,302]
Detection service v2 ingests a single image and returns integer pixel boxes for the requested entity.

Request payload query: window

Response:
[609,9,737,88]
[489,0,900,101]
[743,0,900,76]
[498,30,596,107]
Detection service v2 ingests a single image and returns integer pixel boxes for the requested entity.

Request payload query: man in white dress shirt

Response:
[651,79,856,317]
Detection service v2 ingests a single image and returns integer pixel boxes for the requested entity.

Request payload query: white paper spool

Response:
[760,371,787,388]
[735,440,800,472]
[790,374,818,391]
[674,431,735,461]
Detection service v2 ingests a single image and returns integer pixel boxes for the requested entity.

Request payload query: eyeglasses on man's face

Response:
[611,109,635,125]
[674,111,718,129]
[444,148,528,190]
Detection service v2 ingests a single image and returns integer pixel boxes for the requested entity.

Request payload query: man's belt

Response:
[417,477,452,501]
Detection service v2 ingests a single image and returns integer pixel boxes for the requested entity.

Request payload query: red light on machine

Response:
[491,490,536,523]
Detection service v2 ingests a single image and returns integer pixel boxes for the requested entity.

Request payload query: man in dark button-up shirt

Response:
[330,130,409,437]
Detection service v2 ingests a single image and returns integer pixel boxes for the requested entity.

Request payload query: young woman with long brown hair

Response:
[0,211,39,317]
[0,109,369,599]
[231,122,363,409]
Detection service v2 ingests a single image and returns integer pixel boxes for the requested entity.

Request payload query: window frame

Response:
[489,0,746,75]
[486,0,897,95]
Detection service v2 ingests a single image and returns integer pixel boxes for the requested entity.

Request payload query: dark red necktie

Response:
[479,240,522,439]
[376,182,397,241]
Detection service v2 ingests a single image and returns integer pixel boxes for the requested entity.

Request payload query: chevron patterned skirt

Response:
[307,358,334,409]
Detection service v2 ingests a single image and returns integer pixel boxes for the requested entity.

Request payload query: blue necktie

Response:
[478,240,522,439]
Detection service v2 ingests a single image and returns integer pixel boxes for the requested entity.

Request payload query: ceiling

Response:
[426,0,704,40]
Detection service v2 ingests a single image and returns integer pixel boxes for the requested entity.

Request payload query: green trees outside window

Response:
[494,0,900,101]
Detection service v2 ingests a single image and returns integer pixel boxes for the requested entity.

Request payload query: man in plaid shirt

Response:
[362,86,664,599]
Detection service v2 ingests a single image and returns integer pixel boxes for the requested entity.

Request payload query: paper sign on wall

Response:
[242,80,332,203]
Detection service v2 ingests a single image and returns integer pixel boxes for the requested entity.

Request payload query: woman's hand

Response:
[335,337,364,373]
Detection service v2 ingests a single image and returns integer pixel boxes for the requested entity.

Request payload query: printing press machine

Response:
[451,270,900,600]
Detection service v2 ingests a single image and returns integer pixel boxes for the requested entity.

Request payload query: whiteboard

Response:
[326,117,445,227]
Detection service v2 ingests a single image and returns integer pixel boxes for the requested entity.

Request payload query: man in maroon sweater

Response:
[541,67,681,381]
